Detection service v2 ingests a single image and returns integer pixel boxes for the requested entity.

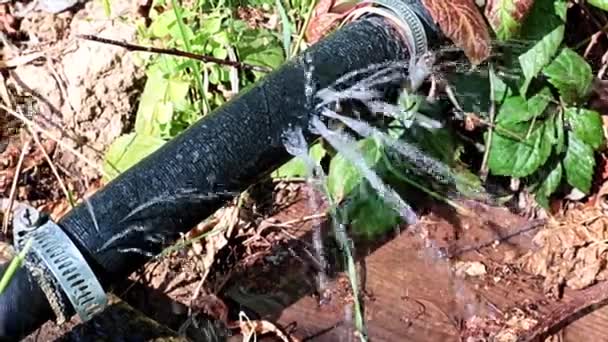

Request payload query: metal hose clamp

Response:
[343,0,434,61]
[13,205,108,322]
[371,0,429,57]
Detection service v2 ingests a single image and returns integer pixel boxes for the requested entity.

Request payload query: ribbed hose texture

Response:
[0,16,407,340]
[60,16,407,279]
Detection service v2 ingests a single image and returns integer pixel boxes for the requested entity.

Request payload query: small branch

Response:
[2,138,31,235]
[77,34,272,73]
[0,104,109,178]
[447,219,546,258]
[520,279,608,341]
[27,127,74,207]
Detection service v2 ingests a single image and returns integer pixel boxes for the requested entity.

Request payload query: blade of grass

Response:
[291,0,316,57]
[276,0,292,58]
[170,0,210,115]
[101,0,111,17]
[0,238,32,294]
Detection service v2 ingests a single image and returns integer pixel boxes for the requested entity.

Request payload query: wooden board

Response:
[224,201,608,341]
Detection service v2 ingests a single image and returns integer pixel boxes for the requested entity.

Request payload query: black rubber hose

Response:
[0,16,410,340]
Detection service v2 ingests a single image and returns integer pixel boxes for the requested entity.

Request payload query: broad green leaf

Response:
[495,89,551,126]
[535,160,562,208]
[149,11,177,38]
[200,16,223,35]
[135,71,169,136]
[135,71,190,137]
[490,69,513,102]
[345,184,400,239]
[520,0,567,39]
[518,24,564,94]
[244,45,284,71]
[272,143,327,178]
[327,138,383,201]
[543,48,593,104]
[563,134,596,193]
[588,0,608,11]
[103,133,166,180]
[167,78,190,102]
[565,108,605,150]
[488,119,554,177]
[517,0,567,94]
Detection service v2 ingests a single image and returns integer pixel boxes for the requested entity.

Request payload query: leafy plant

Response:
[484,0,604,208]
[103,0,304,179]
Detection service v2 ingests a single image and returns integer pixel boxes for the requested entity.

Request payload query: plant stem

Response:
[76,35,271,73]
[0,238,32,294]
[291,0,316,57]
[480,64,496,180]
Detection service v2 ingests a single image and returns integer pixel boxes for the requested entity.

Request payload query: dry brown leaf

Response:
[238,316,299,342]
[485,0,534,38]
[305,0,365,44]
[422,0,491,65]
[518,208,608,296]
[306,12,344,44]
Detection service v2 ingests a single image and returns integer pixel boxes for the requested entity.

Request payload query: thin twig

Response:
[291,0,317,57]
[520,279,608,341]
[2,138,31,235]
[447,219,546,258]
[0,103,109,178]
[77,34,272,73]
[27,127,74,207]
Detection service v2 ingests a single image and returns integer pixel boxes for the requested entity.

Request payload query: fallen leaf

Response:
[422,0,492,65]
[306,12,344,44]
[305,0,365,44]
[519,208,608,296]
[237,316,300,342]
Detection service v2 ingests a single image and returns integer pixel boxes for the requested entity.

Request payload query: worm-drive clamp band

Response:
[13,205,108,322]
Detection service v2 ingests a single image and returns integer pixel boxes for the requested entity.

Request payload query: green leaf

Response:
[271,143,327,178]
[543,48,593,104]
[565,108,605,150]
[495,90,551,126]
[588,0,608,11]
[563,134,596,193]
[486,0,529,41]
[103,133,166,180]
[490,69,512,102]
[344,183,400,239]
[101,0,111,17]
[518,24,564,94]
[327,138,383,201]
[243,45,284,72]
[534,161,562,208]
[488,119,554,177]
[149,11,177,38]
[517,0,567,94]
[275,0,292,58]
[200,16,223,35]
[135,71,190,137]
